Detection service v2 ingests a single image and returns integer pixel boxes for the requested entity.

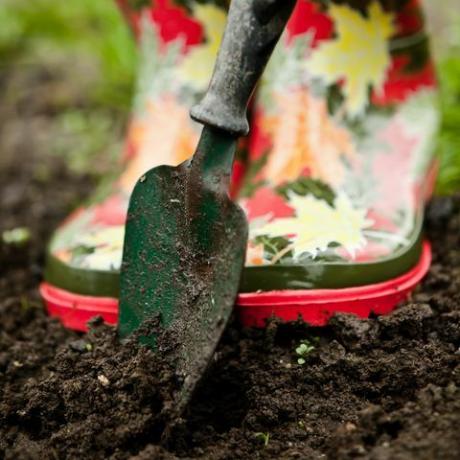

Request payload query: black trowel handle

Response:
[190,0,296,137]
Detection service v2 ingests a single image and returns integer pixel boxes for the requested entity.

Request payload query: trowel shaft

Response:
[191,0,296,137]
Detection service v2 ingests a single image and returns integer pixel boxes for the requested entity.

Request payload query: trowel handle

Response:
[190,0,296,137]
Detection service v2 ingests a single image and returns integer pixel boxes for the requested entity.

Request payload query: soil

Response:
[1,64,460,460]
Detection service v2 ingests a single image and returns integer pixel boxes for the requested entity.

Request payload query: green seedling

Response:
[20,295,30,311]
[255,432,270,447]
[295,339,316,365]
[2,227,31,246]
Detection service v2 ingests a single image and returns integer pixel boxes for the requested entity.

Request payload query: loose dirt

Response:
[1,64,459,460]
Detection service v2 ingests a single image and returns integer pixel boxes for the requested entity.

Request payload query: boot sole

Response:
[40,241,431,332]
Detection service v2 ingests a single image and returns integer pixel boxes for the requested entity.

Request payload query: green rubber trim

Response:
[45,214,425,297]
[240,233,422,292]
[45,254,121,298]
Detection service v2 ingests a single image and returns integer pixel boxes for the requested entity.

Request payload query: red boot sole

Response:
[40,241,431,332]
[237,241,432,327]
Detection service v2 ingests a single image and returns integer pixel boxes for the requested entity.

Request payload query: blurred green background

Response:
[0,0,136,181]
[0,0,459,193]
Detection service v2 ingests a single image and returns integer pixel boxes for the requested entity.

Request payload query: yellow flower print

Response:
[177,4,227,90]
[308,1,395,117]
[252,193,373,262]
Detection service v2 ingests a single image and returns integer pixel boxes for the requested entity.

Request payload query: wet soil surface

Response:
[1,70,460,460]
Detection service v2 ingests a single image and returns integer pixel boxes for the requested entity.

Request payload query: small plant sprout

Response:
[295,339,316,365]
[2,227,31,246]
[20,295,30,311]
[255,432,270,447]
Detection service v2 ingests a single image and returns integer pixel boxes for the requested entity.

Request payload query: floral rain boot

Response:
[41,0,236,330]
[41,0,439,331]
[237,0,439,326]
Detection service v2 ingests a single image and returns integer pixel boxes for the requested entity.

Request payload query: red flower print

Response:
[243,187,294,221]
[286,0,333,47]
[372,55,437,106]
[394,0,425,37]
[91,195,127,226]
[150,0,203,51]
[116,0,204,51]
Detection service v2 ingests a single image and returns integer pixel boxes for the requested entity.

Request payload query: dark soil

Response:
[1,66,460,460]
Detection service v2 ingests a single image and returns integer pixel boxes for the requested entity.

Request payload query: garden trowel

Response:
[119,0,296,413]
